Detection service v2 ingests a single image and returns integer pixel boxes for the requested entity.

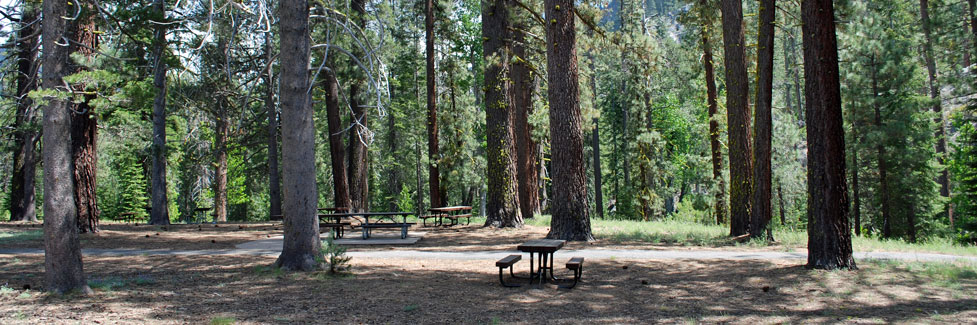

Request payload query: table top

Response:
[194,207,213,211]
[318,207,350,212]
[429,206,473,212]
[319,211,412,217]
[517,239,566,253]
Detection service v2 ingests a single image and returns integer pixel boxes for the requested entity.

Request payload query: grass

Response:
[87,275,156,291]
[863,259,977,288]
[0,230,42,243]
[210,316,236,325]
[524,215,977,256]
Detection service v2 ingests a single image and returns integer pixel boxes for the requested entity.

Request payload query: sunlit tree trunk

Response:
[482,0,523,228]
[348,0,370,212]
[42,0,91,293]
[426,0,442,209]
[70,4,100,233]
[513,24,540,220]
[720,0,753,236]
[276,0,321,271]
[803,0,855,270]
[700,1,726,225]
[544,0,593,241]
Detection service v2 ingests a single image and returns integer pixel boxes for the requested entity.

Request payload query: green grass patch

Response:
[210,316,236,325]
[87,275,156,291]
[0,230,42,243]
[863,259,977,287]
[525,215,977,256]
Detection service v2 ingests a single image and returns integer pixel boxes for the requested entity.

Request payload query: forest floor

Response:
[1,221,976,324]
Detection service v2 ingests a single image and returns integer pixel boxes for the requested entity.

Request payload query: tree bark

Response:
[871,56,892,239]
[348,0,370,213]
[970,0,977,58]
[482,0,523,228]
[9,2,40,223]
[426,0,442,209]
[265,32,282,218]
[70,4,100,234]
[347,85,370,212]
[720,0,753,236]
[42,0,91,294]
[513,24,541,220]
[386,82,401,211]
[919,0,949,203]
[323,69,351,209]
[777,182,786,225]
[701,7,726,225]
[851,112,861,236]
[149,0,170,225]
[544,0,593,241]
[593,118,604,219]
[802,0,855,270]
[214,101,229,222]
[750,0,775,240]
[276,0,322,271]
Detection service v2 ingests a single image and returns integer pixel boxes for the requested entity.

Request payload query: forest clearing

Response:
[2,0,977,321]
[2,221,977,324]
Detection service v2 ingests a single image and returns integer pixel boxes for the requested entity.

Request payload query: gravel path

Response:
[2,236,976,263]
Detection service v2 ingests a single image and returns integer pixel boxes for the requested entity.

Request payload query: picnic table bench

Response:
[319,211,416,239]
[423,206,473,227]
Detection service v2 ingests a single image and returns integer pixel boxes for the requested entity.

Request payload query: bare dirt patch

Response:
[0,254,975,324]
[0,222,282,250]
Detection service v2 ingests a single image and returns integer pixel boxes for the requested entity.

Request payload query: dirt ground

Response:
[1,222,976,324]
[0,222,783,252]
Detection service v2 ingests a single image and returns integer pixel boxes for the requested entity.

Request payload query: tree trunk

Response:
[777,182,786,225]
[871,56,892,239]
[9,2,40,223]
[347,85,370,212]
[544,0,593,241]
[919,0,949,203]
[276,0,322,271]
[802,0,855,270]
[513,25,541,220]
[750,0,775,240]
[42,0,91,293]
[720,0,753,236]
[851,114,861,236]
[70,5,100,234]
[426,0,442,209]
[149,0,170,225]
[483,0,523,228]
[323,69,351,209]
[593,118,604,219]
[214,103,229,222]
[789,31,804,121]
[348,0,370,213]
[386,82,401,211]
[701,9,726,225]
[265,32,282,218]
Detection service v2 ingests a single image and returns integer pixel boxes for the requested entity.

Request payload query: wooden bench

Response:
[359,222,416,239]
[560,257,585,289]
[270,214,283,221]
[444,213,473,226]
[496,255,523,287]
[319,222,352,239]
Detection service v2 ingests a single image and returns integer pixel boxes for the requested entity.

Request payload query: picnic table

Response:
[517,239,566,285]
[422,206,473,227]
[185,207,213,224]
[318,211,416,239]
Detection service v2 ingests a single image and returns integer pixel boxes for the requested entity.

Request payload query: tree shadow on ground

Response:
[1,255,974,323]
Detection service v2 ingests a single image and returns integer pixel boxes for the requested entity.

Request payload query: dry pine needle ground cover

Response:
[1,222,976,324]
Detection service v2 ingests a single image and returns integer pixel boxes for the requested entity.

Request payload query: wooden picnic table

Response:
[186,207,212,224]
[517,239,566,285]
[318,211,416,239]
[318,207,350,212]
[423,206,473,227]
